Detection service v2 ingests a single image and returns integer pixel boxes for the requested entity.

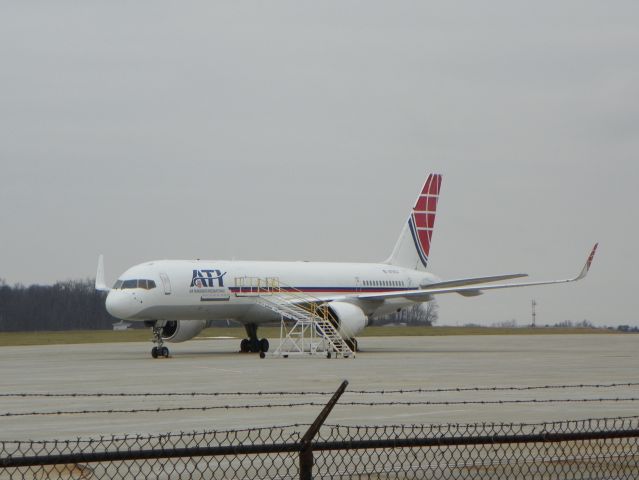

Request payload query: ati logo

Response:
[190,269,226,288]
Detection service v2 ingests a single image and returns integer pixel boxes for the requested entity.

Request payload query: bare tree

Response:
[491,319,517,328]
[372,302,438,326]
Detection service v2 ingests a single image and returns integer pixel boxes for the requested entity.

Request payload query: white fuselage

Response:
[105,259,440,324]
[98,172,596,359]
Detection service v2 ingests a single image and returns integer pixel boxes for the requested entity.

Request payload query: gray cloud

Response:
[1,1,637,326]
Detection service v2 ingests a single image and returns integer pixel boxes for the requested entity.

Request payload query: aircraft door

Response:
[159,272,172,295]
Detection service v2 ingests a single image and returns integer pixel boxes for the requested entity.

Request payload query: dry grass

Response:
[0,325,617,347]
[360,326,613,337]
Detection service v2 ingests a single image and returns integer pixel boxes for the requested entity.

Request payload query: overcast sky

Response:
[1,1,637,326]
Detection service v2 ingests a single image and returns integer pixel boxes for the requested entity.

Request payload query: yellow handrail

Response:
[234,277,335,325]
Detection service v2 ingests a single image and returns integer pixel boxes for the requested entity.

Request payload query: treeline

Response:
[372,302,438,326]
[0,277,439,333]
[0,279,115,332]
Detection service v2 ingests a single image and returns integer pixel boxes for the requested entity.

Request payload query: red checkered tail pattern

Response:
[385,173,442,271]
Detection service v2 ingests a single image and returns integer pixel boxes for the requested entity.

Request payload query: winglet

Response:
[574,243,598,281]
[95,254,110,291]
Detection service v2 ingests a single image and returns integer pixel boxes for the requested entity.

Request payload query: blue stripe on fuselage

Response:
[227,286,418,293]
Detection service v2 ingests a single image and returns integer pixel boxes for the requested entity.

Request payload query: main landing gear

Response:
[346,338,359,352]
[240,323,269,357]
[150,323,170,359]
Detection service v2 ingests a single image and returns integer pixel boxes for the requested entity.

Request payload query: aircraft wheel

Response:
[259,351,266,359]
[161,346,170,358]
[240,339,250,352]
[259,338,270,353]
[151,347,159,359]
[249,338,261,353]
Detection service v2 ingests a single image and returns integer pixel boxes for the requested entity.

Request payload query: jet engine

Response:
[325,302,368,338]
[160,320,208,343]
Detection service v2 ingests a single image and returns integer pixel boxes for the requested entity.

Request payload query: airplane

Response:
[97,174,598,358]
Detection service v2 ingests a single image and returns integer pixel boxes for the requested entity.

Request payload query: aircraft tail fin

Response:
[385,173,442,271]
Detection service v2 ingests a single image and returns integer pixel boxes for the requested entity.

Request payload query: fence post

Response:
[299,380,348,480]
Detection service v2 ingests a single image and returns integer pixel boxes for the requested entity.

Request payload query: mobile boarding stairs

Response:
[234,277,355,358]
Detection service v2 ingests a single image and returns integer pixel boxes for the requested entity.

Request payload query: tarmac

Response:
[0,334,637,441]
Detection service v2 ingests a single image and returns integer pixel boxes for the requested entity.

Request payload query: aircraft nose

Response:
[106,291,139,319]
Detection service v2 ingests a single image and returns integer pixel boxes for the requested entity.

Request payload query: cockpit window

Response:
[114,279,157,290]
[121,279,138,289]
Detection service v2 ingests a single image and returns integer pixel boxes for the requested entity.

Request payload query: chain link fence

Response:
[2,381,639,478]
[1,416,638,479]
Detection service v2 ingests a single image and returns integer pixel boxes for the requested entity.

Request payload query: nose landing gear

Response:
[150,323,170,358]
[151,345,170,358]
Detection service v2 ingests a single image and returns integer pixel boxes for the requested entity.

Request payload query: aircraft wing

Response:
[417,273,528,289]
[356,243,598,302]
